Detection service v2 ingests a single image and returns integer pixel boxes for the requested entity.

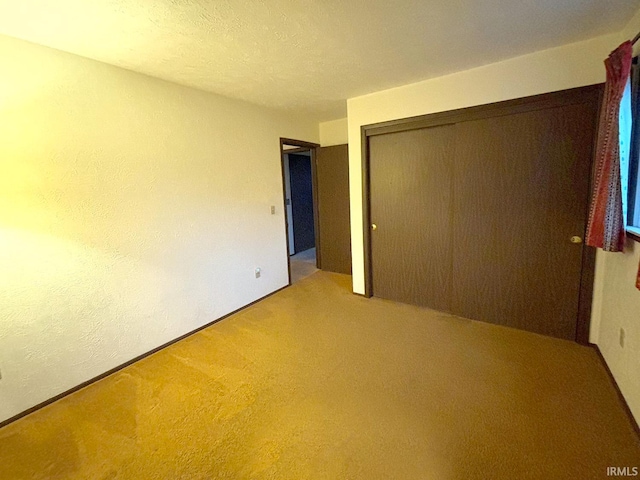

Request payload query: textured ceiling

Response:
[0,0,638,120]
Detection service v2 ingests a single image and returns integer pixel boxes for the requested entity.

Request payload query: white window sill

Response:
[626,226,640,242]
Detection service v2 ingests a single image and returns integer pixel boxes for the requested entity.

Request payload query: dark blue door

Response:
[288,153,315,253]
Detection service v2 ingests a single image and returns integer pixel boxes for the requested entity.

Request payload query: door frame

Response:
[280,137,321,285]
[360,84,603,344]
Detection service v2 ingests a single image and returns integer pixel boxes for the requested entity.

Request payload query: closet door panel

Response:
[369,126,456,311]
[451,102,598,339]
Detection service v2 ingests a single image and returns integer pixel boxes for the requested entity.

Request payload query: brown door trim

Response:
[574,84,605,344]
[360,84,603,344]
[361,128,372,296]
[282,146,312,155]
[363,84,603,137]
[281,137,321,150]
[310,147,322,269]
[279,138,322,283]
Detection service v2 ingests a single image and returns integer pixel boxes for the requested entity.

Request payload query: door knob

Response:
[371,224,377,231]
[570,236,583,244]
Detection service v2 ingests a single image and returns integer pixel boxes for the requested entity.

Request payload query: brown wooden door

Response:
[370,126,456,311]
[451,103,598,339]
[367,87,600,340]
[316,145,352,274]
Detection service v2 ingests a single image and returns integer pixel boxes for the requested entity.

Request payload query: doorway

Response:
[280,138,321,284]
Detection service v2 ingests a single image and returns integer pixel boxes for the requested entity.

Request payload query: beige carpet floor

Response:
[0,271,638,479]
[290,247,317,284]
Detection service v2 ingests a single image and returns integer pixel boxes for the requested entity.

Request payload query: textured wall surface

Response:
[0,0,637,120]
[319,118,348,147]
[0,34,318,423]
[594,245,640,424]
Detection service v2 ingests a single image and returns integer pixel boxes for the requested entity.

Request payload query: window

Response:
[626,57,640,238]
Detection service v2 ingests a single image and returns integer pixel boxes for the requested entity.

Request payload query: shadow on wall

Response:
[0,226,209,423]
[0,33,319,427]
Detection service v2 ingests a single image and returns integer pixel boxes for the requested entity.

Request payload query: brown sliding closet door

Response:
[451,103,598,339]
[366,85,601,341]
[369,126,455,311]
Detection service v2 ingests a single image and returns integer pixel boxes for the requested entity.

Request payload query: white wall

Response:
[347,32,618,295]
[594,245,640,422]
[0,34,318,423]
[319,118,348,146]
[588,9,640,425]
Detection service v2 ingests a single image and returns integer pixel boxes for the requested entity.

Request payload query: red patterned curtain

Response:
[586,41,633,252]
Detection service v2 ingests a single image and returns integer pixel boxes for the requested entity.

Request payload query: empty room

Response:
[1,1,640,478]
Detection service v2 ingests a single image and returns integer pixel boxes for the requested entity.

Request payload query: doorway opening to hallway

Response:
[280,138,321,284]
